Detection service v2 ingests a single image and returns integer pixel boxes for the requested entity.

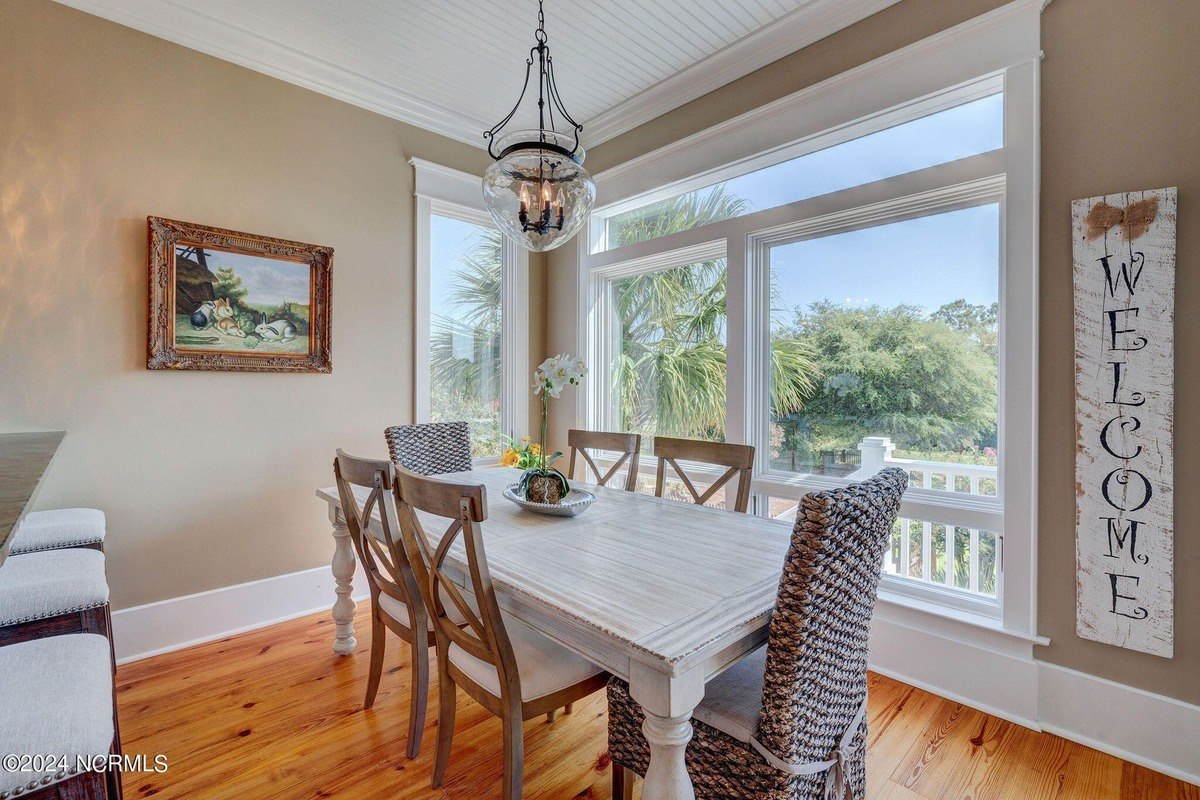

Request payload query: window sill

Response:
[874,586,1049,657]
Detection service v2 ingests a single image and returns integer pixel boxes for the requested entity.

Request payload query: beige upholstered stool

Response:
[0,550,111,650]
[0,634,121,800]
[9,509,106,555]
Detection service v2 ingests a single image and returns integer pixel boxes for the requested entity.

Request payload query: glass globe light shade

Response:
[482,130,596,252]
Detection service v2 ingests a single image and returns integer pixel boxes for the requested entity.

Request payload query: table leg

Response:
[330,518,357,654]
[641,712,695,800]
[628,662,704,800]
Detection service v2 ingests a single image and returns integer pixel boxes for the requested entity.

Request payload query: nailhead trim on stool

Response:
[9,509,106,555]
[607,467,908,800]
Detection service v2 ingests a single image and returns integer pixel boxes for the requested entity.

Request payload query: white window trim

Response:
[411,158,530,466]
[575,0,1044,643]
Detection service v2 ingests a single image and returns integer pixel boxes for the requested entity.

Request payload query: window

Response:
[428,214,504,458]
[413,159,529,464]
[598,93,1003,251]
[581,69,1037,630]
[767,205,1000,480]
[761,204,1002,599]
[604,253,729,444]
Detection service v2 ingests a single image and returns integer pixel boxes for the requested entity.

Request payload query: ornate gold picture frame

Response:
[147,217,332,373]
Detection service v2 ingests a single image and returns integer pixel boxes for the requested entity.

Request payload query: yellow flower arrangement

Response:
[501,437,543,469]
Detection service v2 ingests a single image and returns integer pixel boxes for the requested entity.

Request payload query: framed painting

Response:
[147,217,333,372]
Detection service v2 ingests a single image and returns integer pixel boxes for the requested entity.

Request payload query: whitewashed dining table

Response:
[316,467,793,800]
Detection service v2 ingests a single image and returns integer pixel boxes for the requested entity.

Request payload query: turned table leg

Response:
[629,662,704,800]
[641,712,696,800]
[330,516,357,655]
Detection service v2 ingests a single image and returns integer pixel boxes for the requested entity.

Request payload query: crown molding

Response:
[54,0,903,151]
[52,0,492,148]
[583,0,904,145]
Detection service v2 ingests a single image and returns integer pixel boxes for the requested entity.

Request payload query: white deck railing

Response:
[851,437,999,596]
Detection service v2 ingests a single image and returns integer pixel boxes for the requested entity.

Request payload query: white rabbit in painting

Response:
[255,319,298,343]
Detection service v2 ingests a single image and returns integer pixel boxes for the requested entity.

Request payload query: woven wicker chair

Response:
[384,422,472,476]
[608,467,908,800]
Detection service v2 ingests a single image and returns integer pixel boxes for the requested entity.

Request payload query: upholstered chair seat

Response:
[0,634,115,800]
[0,550,109,626]
[9,509,106,555]
[608,467,909,800]
[447,615,603,702]
[377,587,470,631]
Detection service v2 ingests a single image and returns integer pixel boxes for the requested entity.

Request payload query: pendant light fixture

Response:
[481,0,595,252]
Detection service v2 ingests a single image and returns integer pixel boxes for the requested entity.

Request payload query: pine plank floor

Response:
[116,605,1197,799]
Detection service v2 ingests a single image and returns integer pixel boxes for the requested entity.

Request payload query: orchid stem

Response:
[540,388,548,472]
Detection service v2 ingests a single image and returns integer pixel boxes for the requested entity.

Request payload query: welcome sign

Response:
[1073,187,1175,658]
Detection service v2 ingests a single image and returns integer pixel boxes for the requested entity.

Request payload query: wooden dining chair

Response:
[652,436,756,513]
[566,429,641,491]
[608,467,909,800]
[332,450,434,759]
[393,468,608,800]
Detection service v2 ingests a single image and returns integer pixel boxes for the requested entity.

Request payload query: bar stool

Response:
[0,634,122,800]
[9,509,106,555]
[0,549,111,650]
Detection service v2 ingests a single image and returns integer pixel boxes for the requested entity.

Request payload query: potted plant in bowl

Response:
[518,354,587,504]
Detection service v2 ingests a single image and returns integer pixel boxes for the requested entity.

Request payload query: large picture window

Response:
[582,72,1036,627]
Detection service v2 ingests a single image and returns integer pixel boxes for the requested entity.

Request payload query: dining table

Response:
[315,466,793,800]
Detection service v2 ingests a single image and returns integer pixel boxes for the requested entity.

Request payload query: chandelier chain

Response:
[483,0,582,160]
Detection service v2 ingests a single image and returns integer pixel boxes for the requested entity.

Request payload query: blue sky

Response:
[718,93,1002,210]
[185,247,310,307]
[771,203,1000,320]
[430,215,489,320]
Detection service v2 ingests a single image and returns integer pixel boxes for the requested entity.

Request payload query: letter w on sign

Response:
[1073,187,1175,658]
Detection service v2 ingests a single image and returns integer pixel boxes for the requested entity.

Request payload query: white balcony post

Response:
[853,436,895,478]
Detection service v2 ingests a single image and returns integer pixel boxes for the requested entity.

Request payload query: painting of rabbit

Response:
[148,216,332,372]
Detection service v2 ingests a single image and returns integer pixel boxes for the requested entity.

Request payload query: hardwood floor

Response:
[116,605,1196,799]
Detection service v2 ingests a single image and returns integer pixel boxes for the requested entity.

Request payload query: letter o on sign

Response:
[1101,468,1153,512]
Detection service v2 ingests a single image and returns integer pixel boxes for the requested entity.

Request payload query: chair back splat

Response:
[333,451,423,630]
[652,436,755,513]
[566,429,641,492]
[393,470,523,704]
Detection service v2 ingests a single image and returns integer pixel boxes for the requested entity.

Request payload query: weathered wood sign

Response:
[1073,187,1175,657]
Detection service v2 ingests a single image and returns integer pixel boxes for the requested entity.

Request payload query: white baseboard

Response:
[112,566,1198,786]
[1038,662,1200,786]
[868,603,1042,728]
[868,608,1200,787]
[111,563,369,664]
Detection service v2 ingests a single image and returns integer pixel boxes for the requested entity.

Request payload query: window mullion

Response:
[724,234,747,447]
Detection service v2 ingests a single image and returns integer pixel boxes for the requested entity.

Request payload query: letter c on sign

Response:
[1100,415,1143,460]
[1101,468,1153,512]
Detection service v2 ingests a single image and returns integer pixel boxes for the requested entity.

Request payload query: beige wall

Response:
[0,0,502,609]
[548,0,1200,705]
[1039,0,1199,705]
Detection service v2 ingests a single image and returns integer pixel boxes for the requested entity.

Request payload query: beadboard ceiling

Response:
[54,0,901,148]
